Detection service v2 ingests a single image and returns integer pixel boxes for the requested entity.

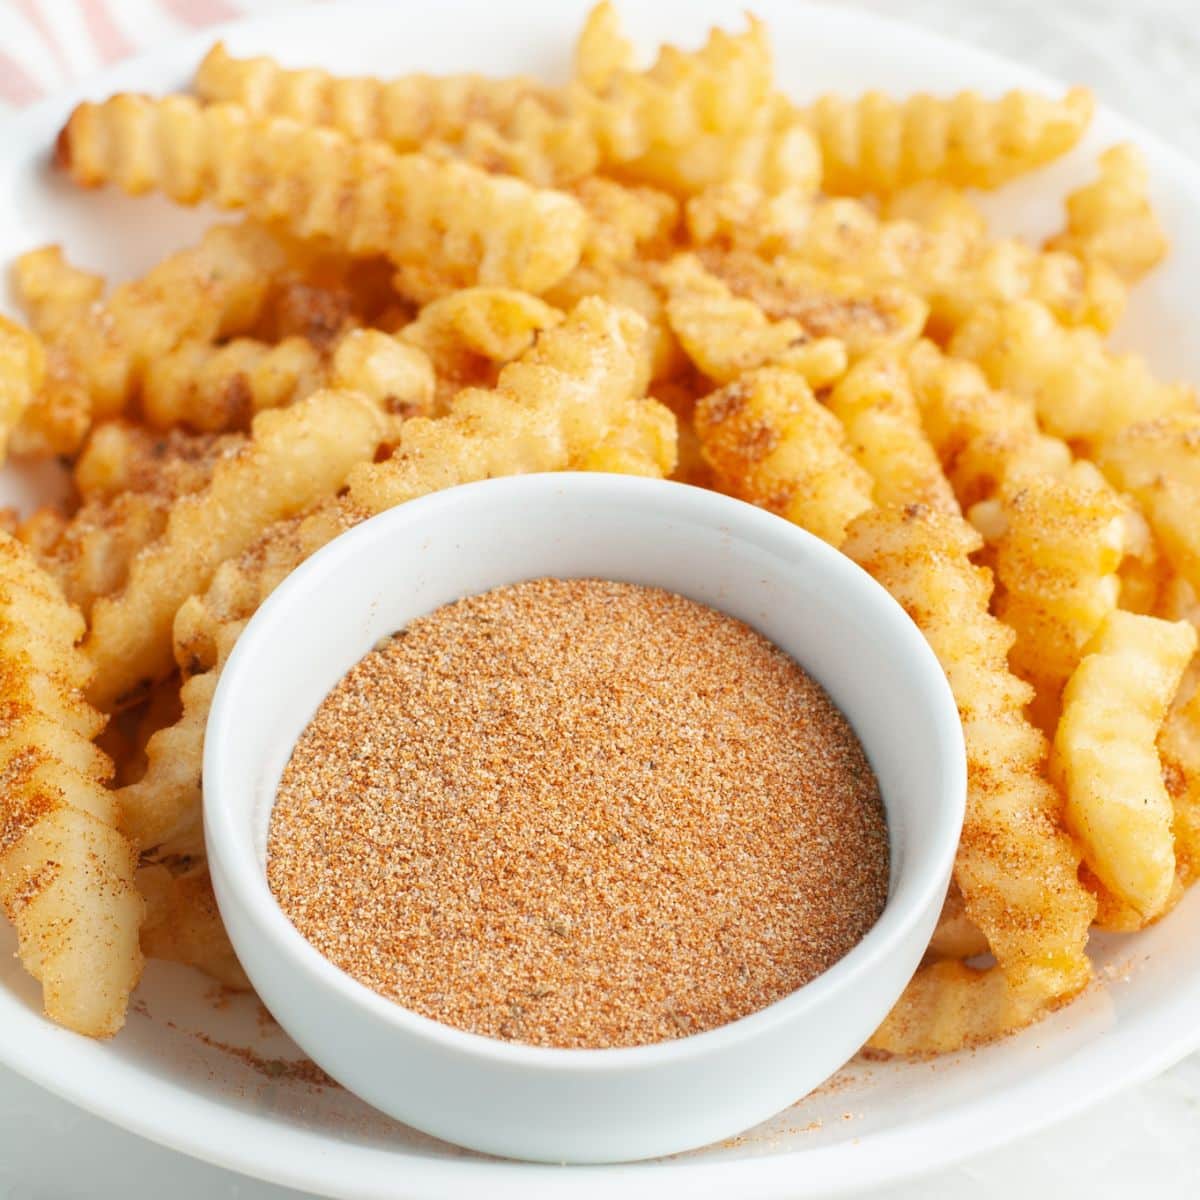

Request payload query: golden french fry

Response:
[0,534,142,1036]
[1097,414,1200,593]
[195,41,551,151]
[12,226,287,456]
[686,183,1125,334]
[137,864,249,989]
[697,248,928,360]
[573,1,634,92]
[0,316,45,461]
[58,95,588,296]
[693,367,873,546]
[844,505,1095,1047]
[805,86,1093,194]
[662,254,847,386]
[143,337,325,433]
[1047,145,1167,282]
[976,463,1127,726]
[1053,610,1195,918]
[950,300,1193,448]
[86,389,390,711]
[826,353,958,513]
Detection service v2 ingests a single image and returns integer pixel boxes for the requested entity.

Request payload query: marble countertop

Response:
[2,0,1200,1196]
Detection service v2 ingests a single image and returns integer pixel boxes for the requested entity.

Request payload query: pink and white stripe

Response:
[0,0,298,111]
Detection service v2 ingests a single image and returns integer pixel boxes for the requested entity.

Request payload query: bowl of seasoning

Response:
[204,472,966,1164]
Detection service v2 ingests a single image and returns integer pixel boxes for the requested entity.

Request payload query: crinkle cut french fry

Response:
[804,86,1093,195]
[572,177,679,267]
[0,533,142,1036]
[1161,667,1200,885]
[124,299,651,851]
[144,327,436,434]
[137,863,249,989]
[195,41,552,151]
[11,247,104,339]
[1053,610,1195,919]
[826,353,958,514]
[29,430,242,617]
[696,248,927,361]
[57,95,588,296]
[906,339,1072,508]
[85,388,389,711]
[693,367,873,546]
[685,183,1125,334]
[573,1,634,92]
[977,464,1127,725]
[844,505,1094,1048]
[868,960,1044,1056]
[0,316,45,461]
[950,300,1194,448]
[11,226,286,456]
[573,397,678,477]
[401,288,563,399]
[1097,414,1200,593]
[1047,145,1167,283]
[142,337,325,433]
[661,254,847,386]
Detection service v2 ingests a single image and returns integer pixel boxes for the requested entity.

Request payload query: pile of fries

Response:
[1,2,1197,1059]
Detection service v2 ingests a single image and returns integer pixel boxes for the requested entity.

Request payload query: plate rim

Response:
[3,1,1200,1196]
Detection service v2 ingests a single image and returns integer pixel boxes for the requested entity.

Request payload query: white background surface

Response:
[3,0,1200,1196]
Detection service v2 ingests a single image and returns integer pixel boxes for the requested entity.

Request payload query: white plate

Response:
[2,1,1199,1196]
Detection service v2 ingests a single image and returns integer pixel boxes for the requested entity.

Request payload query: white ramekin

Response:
[204,473,965,1164]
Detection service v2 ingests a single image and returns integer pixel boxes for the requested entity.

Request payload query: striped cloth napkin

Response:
[0,0,301,111]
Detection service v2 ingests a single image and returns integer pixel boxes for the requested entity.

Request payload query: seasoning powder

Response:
[268,578,889,1050]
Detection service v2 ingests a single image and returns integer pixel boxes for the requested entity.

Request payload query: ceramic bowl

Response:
[203,472,965,1163]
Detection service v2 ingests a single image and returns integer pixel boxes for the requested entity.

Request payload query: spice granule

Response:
[268,578,889,1049]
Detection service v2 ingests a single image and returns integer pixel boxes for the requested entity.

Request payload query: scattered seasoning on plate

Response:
[268,578,889,1049]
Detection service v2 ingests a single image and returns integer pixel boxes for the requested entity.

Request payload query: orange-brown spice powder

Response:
[268,578,889,1049]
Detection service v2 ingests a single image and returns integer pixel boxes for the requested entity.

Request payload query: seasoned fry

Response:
[0,316,45,461]
[687,183,1125,334]
[1053,611,1195,918]
[1161,667,1200,884]
[137,864,248,988]
[143,337,325,432]
[573,177,679,266]
[0,534,142,1036]
[573,396,678,477]
[868,960,1044,1056]
[662,254,847,386]
[804,86,1093,194]
[975,464,1127,726]
[195,41,550,151]
[10,247,103,339]
[694,367,873,546]
[950,299,1194,448]
[844,505,1095,1049]
[401,288,562,402]
[1047,145,1167,282]
[573,0,634,92]
[12,226,286,456]
[545,262,681,388]
[826,353,958,513]
[28,431,242,617]
[1097,414,1200,592]
[696,248,928,361]
[58,95,588,295]
[86,389,390,711]
[906,339,1071,507]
